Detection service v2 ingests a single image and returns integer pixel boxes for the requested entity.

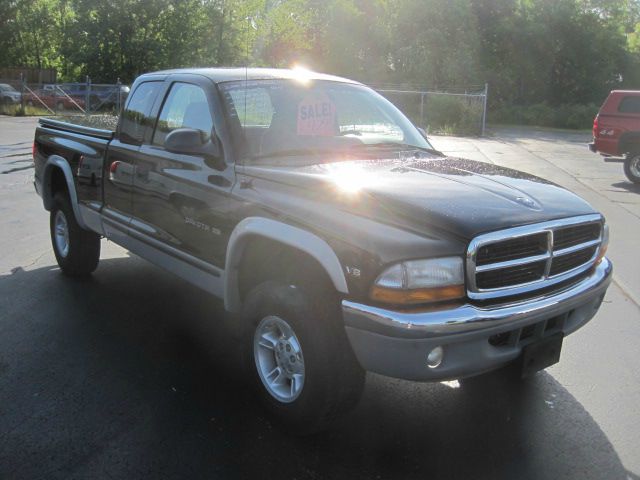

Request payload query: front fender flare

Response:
[224,217,348,312]
[42,156,88,230]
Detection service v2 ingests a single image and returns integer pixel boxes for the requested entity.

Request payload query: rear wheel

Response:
[50,192,100,276]
[624,153,640,184]
[242,280,365,434]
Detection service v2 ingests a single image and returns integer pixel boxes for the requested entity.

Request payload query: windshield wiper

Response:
[251,148,341,160]
[250,143,442,162]
[350,142,442,156]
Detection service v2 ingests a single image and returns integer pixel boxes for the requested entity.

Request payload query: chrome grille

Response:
[476,260,547,289]
[553,223,600,250]
[476,233,547,266]
[467,215,604,300]
[549,246,598,276]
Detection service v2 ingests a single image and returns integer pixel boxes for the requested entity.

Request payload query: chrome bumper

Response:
[342,258,612,381]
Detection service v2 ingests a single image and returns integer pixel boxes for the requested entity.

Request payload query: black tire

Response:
[50,192,100,276]
[242,280,365,434]
[624,154,640,184]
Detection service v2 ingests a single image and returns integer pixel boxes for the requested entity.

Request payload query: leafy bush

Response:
[380,91,484,136]
[424,95,484,135]
[491,103,598,130]
[0,104,52,116]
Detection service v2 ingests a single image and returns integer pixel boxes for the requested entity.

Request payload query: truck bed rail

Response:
[39,117,114,140]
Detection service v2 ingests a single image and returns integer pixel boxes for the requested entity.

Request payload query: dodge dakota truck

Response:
[34,68,612,433]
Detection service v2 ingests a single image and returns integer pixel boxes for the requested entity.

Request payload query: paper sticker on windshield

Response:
[297,92,336,136]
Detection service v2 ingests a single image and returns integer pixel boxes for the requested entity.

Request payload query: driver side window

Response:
[153,83,213,146]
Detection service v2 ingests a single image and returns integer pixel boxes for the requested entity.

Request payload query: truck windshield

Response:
[218,79,433,163]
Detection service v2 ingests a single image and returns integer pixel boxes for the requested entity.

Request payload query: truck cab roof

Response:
[137,67,361,85]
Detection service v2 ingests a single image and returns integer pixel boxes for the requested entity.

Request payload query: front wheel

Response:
[242,281,365,434]
[50,192,101,276]
[624,154,640,184]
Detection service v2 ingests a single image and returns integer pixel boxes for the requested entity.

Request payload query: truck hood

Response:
[243,156,597,240]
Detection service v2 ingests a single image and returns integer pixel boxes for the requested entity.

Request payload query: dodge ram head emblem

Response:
[515,196,538,209]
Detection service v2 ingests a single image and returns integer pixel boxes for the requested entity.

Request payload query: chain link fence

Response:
[374,84,488,136]
[0,76,130,117]
[1,75,488,136]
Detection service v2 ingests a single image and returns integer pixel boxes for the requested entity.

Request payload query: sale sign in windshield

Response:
[297,92,337,136]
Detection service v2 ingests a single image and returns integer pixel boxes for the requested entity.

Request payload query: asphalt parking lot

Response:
[1,116,639,479]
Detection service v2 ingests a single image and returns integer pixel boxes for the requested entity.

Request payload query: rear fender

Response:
[42,156,88,230]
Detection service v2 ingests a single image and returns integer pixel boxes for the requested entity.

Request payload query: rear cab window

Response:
[119,81,163,145]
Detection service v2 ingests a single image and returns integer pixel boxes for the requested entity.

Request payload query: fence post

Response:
[86,75,91,116]
[481,83,488,136]
[20,73,25,112]
[116,78,121,113]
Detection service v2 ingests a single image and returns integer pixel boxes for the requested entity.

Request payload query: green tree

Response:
[0,0,637,116]
[389,0,481,88]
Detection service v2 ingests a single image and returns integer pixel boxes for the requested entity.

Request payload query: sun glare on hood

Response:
[325,162,381,193]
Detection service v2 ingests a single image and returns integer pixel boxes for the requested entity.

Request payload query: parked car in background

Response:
[589,90,640,183]
[90,84,130,109]
[24,87,86,111]
[27,83,130,111]
[0,83,21,105]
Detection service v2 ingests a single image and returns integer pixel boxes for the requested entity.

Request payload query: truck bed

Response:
[34,116,115,215]
[40,116,117,139]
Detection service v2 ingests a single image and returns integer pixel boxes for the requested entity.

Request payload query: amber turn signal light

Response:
[370,284,465,306]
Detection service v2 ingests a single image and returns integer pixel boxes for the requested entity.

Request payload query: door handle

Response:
[109,160,121,181]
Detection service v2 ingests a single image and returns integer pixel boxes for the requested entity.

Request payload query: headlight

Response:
[370,257,465,305]
[596,222,609,264]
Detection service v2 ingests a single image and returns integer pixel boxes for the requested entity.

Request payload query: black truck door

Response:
[102,80,164,232]
[131,76,235,267]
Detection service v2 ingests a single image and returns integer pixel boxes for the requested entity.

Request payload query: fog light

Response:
[427,346,444,369]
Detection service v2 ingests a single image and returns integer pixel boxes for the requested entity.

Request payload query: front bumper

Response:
[342,258,612,381]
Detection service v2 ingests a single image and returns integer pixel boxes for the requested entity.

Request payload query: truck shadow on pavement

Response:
[611,180,640,194]
[0,255,632,480]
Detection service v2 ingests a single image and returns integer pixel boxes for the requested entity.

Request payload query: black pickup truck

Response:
[34,68,612,432]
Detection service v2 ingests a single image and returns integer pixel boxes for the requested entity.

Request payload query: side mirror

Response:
[417,127,428,138]
[164,128,222,163]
